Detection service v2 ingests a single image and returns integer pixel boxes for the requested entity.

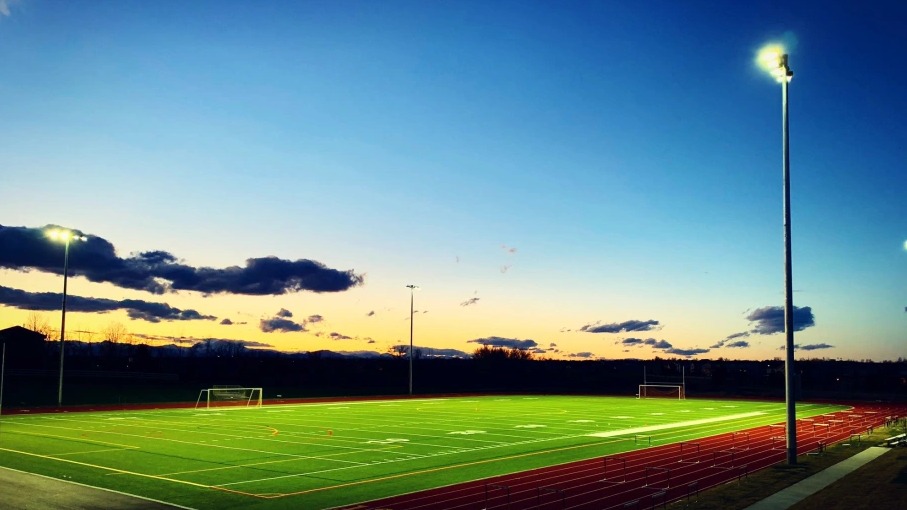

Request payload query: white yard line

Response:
[587,411,765,438]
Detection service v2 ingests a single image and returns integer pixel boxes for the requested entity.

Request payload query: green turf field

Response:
[0,395,847,509]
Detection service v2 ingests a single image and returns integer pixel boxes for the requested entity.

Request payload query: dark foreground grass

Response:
[0,395,845,510]
[670,428,907,510]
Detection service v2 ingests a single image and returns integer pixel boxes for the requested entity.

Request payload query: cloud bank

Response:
[0,285,216,323]
[0,224,365,295]
[620,336,709,358]
[467,336,539,350]
[580,319,660,334]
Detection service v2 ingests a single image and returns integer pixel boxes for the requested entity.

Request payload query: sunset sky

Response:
[1,0,905,361]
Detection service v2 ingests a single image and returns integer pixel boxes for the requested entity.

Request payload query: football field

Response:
[0,395,847,509]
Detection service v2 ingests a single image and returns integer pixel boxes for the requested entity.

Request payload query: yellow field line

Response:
[215,436,630,499]
[0,446,211,489]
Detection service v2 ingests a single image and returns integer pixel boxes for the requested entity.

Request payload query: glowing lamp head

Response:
[757,44,793,83]
[47,228,86,243]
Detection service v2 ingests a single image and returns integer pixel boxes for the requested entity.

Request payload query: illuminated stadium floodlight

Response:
[406,284,419,395]
[47,228,87,407]
[757,43,796,465]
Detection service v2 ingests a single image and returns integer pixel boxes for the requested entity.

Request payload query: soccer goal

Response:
[638,384,685,400]
[195,386,263,409]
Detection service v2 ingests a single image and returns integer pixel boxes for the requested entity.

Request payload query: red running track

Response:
[347,403,907,510]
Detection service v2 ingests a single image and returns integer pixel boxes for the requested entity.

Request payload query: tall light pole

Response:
[405,284,418,395]
[758,45,796,465]
[48,228,86,407]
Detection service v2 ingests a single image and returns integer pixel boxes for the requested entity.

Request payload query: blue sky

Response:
[1,0,904,361]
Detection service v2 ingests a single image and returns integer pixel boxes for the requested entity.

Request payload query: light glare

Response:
[46,228,85,243]
[756,44,786,73]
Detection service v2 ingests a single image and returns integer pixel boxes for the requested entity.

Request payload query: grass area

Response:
[0,395,846,509]
[790,447,907,509]
[670,427,907,510]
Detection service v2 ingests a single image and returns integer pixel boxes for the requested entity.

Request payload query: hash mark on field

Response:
[366,438,409,445]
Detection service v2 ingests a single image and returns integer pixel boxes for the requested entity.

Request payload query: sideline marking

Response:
[0,446,210,489]
[588,411,765,438]
[52,448,136,457]
[2,429,139,450]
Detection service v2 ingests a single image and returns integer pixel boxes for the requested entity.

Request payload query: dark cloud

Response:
[259,317,305,333]
[0,285,215,323]
[460,297,480,307]
[665,347,710,357]
[276,308,293,318]
[0,224,364,295]
[220,318,234,325]
[711,331,751,349]
[624,337,673,350]
[726,340,750,348]
[306,314,324,323]
[580,319,660,334]
[644,338,673,349]
[329,332,353,341]
[467,336,538,350]
[800,343,834,351]
[569,352,595,358]
[746,305,815,334]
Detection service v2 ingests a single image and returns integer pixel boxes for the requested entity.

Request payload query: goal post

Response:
[195,386,263,409]
[638,384,685,400]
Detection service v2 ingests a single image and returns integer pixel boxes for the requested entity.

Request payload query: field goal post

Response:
[195,385,263,409]
[638,384,685,400]
[638,364,687,399]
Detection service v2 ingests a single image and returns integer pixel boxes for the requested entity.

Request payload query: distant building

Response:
[0,325,47,368]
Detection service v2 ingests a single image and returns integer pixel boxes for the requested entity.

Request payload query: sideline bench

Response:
[883,433,906,447]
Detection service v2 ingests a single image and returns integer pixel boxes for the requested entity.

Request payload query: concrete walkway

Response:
[743,446,892,510]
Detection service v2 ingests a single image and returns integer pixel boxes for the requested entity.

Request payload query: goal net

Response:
[638,384,685,400]
[195,386,263,409]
